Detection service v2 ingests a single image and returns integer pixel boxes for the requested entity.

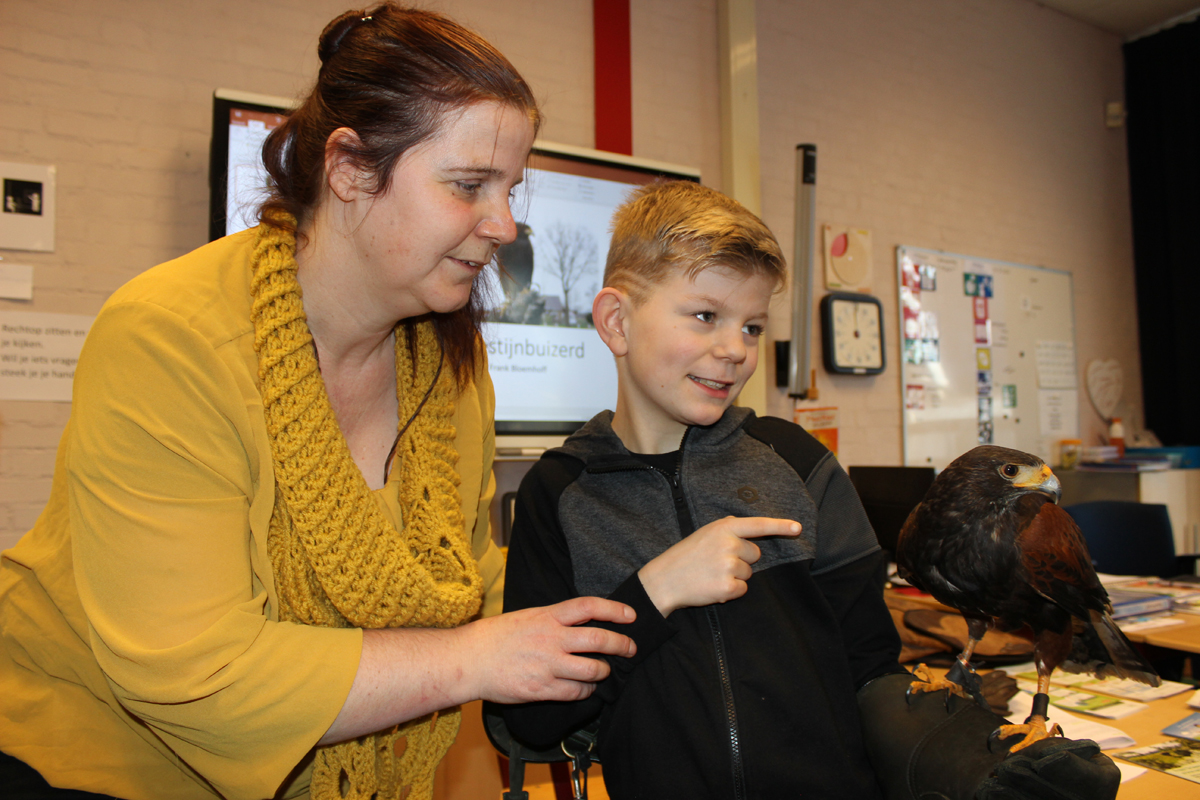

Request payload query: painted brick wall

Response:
[0,0,1136,545]
[0,0,598,546]
[754,0,1136,468]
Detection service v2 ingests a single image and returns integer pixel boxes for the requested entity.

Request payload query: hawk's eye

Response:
[1002,464,1020,478]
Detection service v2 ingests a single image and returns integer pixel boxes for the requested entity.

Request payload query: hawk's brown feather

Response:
[896,445,1157,688]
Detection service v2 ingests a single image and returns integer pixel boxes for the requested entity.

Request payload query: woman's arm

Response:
[319,597,636,744]
[70,299,364,797]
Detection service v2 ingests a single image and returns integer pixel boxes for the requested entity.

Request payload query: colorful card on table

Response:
[1113,738,1200,784]
[1164,712,1200,741]
[1014,679,1145,719]
[1006,665,1192,702]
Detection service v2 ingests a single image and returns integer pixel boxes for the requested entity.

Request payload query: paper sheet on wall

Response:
[1038,389,1079,438]
[1032,388,1080,438]
[1036,340,1078,389]
[0,311,93,401]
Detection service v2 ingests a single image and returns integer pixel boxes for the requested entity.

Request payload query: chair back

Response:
[1063,500,1176,578]
[483,701,598,800]
[847,465,936,559]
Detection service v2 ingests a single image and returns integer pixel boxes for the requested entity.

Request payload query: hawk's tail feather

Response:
[1061,610,1160,687]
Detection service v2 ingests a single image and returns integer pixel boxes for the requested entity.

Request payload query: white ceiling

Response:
[1036,0,1200,38]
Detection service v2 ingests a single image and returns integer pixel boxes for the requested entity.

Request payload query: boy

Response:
[501,182,1118,799]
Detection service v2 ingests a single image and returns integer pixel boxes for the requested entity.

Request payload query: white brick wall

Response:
[0,0,1138,546]
[754,0,1137,468]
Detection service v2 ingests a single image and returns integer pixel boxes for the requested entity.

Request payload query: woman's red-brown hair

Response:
[259,3,541,387]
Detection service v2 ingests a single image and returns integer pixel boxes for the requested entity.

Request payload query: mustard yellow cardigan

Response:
[0,230,504,799]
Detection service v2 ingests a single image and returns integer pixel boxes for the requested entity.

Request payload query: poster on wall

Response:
[0,311,93,401]
[794,405,839,459]
[0,162,56,252]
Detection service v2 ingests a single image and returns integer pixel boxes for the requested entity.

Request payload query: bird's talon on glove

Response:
[997,718,1062,754]
[906,663,971,704]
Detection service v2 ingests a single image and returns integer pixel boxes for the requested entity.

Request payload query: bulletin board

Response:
[897,246,1078,470]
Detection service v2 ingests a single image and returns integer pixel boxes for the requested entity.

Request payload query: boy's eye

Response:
[742,323,765,337]
[694,311,716,324]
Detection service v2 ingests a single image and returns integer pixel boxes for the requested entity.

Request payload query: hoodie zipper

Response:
[661,436,747,800]
[587,429,747,797]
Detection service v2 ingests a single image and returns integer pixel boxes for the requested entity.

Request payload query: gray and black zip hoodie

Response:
[502,407,903,799]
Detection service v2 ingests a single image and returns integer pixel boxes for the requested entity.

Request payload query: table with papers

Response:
[886,586,1200,795]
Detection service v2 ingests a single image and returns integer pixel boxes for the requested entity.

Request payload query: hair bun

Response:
[318,9,369,64]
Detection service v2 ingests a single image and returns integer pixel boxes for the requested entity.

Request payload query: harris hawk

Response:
[895,445,1159,751]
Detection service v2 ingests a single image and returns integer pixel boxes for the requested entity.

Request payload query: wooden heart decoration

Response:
[1086,359,1123,422]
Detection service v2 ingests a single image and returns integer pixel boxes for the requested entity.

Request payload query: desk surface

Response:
[1091,680,1200,798]
[1094,613,1200,795]
[516,675,1200,800]
[1123,614,1200,654]
[889,585,1200,655]
[885,588,1200,796]
[521,591,1200,799]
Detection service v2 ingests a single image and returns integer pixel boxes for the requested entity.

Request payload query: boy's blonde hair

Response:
[603,180,787,303]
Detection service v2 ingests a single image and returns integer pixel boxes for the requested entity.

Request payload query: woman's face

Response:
[349,100,535,320]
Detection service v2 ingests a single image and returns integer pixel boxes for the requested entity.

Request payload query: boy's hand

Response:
[638,516,802,617]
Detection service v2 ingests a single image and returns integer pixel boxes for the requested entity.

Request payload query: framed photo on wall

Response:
[0,161,55,252]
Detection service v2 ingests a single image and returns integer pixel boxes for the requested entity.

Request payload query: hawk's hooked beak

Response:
[1015,464,1062,503]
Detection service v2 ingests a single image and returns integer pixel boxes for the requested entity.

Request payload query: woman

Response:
[0,5,634,799]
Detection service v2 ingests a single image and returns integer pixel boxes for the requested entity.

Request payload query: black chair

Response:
[483,702,599,800]
[847,465,936,560]
[1063,500,1195,579]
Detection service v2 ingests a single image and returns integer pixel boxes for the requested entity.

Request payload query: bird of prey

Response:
[895,445,1159,751]
[496,223,535,300]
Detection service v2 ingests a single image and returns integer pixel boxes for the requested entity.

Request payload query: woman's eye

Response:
[457,181,483,194]
[743,323,765,337]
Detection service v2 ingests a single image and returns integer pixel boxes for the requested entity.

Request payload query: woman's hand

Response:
[463,596,637,704]
[638,516,802,617]
[319,598,635,745]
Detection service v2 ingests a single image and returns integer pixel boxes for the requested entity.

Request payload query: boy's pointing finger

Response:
[726,516,802,539]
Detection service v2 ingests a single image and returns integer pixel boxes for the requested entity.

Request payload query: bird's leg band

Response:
[1026,692,1050,724]
[944,658,991,711]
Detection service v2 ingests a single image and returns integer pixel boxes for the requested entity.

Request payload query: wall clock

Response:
[820,291,885,375]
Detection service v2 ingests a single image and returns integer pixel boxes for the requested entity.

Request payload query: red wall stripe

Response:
[593,0,632,155]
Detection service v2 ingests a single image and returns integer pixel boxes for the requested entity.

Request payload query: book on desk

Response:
[1106,579,1200,616]
[1108,589,1175,619]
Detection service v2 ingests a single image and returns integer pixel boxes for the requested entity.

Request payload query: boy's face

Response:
[613,264,773,452]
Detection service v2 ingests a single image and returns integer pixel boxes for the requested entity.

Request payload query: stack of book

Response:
[1107,578,1200,619]
[1075,456,1172,472]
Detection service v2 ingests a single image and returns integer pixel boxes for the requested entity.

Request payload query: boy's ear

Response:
[593,287,630,357]
[324,127,369,203]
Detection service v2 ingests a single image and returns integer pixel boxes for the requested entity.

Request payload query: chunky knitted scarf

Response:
[249,220,484,800]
